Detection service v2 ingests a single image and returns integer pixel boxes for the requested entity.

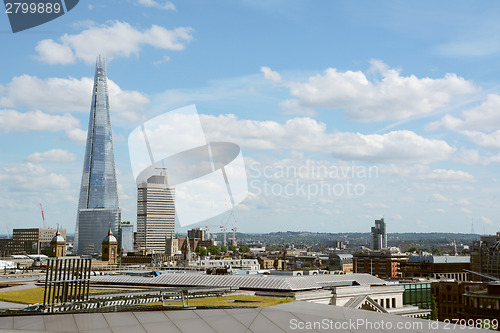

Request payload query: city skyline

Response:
[0,1,500,234]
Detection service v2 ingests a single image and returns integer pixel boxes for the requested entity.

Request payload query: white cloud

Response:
[0,109,79,132]
[363,202,390,209]
[457,199,471,206]
[427,94,500,132]
[379,164,475,183]
[201,114,456,163]
[462,130,500,150]
[461,207,472,214]
[107,79,150,122]
[0,75,92,112]
[27,149,76,163]
[66,128,87,145]
[453,148,484,165]
[431,193,451,202]
[282,60,477,121]
[154,56,171,65]
[416,219,428,228]
[35,39,76,65]
[0,75,149,121]
[487,154,500,164]
[279,99,316,116]
[35,21,193,64]
[137,0,176,10]
[419,169,475,182]
[0,162,70,192]
[481,216,493,225]
[261,66,282,82]
[452,147,500,166]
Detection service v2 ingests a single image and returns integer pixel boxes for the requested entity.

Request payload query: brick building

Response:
[353,248,408,278]
[431,280,486,321]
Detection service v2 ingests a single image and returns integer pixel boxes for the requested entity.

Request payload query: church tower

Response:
[102,227,118,264]
[49,228,66,258]
[165,232,178,256]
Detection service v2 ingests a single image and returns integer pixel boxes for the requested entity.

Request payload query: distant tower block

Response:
[102,228,118,264]
[49,228,66,258]
[371,218,387,250]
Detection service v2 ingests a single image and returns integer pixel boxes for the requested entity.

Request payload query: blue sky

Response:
[1,0,500,235]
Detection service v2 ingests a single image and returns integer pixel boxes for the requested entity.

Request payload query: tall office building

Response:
[75,56,121,255]
[371,218,387,250]
[137,172,175,252]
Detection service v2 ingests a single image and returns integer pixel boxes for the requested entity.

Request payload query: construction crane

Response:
[225,211,238,247]
[39,203,47,228]
[219,225,227,247]
[230,224,237,247]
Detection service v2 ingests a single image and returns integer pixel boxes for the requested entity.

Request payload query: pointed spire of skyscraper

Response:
[75,56,121,255]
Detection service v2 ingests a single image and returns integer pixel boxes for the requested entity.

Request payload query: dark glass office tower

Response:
[371,218,387,250]
[75,56,120,255]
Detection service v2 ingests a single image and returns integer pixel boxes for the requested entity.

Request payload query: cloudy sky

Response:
[1,0,499,234]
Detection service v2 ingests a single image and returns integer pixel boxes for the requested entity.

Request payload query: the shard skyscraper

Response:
[75,56,120,255]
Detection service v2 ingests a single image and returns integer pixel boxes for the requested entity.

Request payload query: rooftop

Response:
[90,272,388,291]
[0,301,485,332]
[408,255,470,264]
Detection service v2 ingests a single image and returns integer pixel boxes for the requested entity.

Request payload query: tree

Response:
[195,246,207,257]
[431,294,438,321]
[239,245,250,253]
[220,245,228,253]
[208,245,221,256]
[228,245,237,252]
[407,247,418,253]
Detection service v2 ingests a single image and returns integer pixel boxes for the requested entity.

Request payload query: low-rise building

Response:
[431,280,486,321]
[353,247,408,278]
[329,253,353,272]
[198,258,260,270]
[331,284,430,318]
[462,282,500,322]
[401,254,470,281]
[400,280,433,318]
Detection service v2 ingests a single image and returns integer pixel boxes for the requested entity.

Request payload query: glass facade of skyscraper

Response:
[75,56,120,255]
[119,223,134,253]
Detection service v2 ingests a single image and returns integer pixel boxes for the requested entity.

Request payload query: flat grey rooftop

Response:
[91,273,387,291]
[0,301,487,332]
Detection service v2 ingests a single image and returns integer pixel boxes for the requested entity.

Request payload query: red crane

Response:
[39,203,47,228]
